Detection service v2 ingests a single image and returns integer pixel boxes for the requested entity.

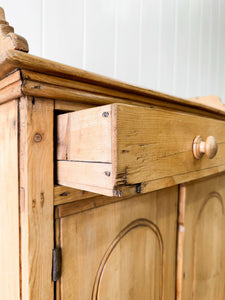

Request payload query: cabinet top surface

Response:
[0,6,225,118]
[0,49,225,118]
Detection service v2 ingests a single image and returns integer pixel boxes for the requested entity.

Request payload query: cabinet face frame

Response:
[19,96,54,299]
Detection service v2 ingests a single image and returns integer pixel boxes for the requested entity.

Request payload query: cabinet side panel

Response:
[0,101,20,299]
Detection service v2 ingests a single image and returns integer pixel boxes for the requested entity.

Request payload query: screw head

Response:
[102,112,109,118]
[113,190,122,197]
[104,171,111,176]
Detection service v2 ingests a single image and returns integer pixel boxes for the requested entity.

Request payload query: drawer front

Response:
[56,104,225,196]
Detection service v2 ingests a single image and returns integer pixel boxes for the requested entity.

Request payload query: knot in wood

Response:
[34,133,42,143]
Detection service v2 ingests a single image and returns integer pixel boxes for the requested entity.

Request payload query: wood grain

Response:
[59,186,178,299]
[22,80,151,108]
[19,97,54,299]
[177,184,186,300]
[0,100,20,299]
[0,70,20,89]
[0,50,225,119]
[56,103,225,196]
[54,185,96,206]
[55,100,93,111]
[0,80,23,104]
[116,104,225,185]
[57,105,112,161]
[182,173,225,300]
[24,70,225,118]
[55,194,122,219]
[190,95,225,113]
[57,161,113,196]
[0,7,29,53]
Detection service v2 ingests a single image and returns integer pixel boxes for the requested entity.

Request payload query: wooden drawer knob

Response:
[193,135,218,159]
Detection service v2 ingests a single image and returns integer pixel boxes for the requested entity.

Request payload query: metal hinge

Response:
[52,247,62,282]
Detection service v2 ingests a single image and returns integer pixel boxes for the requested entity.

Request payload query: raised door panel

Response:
[94,220,163,300]
[58,186,178,299]
[182,173,225,300]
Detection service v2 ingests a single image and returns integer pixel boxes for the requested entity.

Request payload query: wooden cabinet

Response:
[181,174,225,300]
[56,187,177,299]
[56,103,225,196]
[1,7,225,299]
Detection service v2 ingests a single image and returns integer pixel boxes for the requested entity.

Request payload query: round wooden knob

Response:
[193,135,218,159]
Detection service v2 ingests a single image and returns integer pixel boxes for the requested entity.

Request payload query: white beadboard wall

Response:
[1,0,225,102]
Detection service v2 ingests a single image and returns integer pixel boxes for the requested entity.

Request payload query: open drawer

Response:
[56,104,225,196]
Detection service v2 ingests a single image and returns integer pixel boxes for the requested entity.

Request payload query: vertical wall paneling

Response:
[138,0,161,90]
[186,0,201,98]
[83,0,115,77]
[217,0,225,101]
[137,0,143,86]
[1,0,42,55]
[42,0,84,68]
[114,0,140,84]
[198,0,211,97]
[214,0,221,96]
[157,0,176,95]
[208,0,219,95]
[173,0,189,98]
[0,1,225,103]
[82,0,87,69]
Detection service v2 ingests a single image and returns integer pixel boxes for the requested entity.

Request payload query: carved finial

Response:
[0,7,5,20]
[0,7,29,53]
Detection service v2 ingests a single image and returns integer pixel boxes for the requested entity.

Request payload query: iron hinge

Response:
[52,247,62,282]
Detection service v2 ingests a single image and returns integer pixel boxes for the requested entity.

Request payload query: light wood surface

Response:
[0,70,20,89]
[182,173,225,300]
[190,95,225,113]
[0,50,225,119]
[0,6,225,299]
[58,186,178,300]
[193,135,218,159]
[115,104,225,185]
[177,184,186,300]
[55,100,94,111]
[0,7,29,53]
[57,105,112,162]
[0,100,20,299]
[57,103,225,196]
[23,71,225,115]
[0,72,22,104]
[22,70,225,118]
[57,161,114,196]
[19,97,54,299]
[55,194,122,219]
[54,185,96,206]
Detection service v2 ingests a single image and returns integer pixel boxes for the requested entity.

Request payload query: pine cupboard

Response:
[1,7,225,300]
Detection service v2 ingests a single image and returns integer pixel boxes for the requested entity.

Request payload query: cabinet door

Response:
[57,186,178,300]
[181,173,225,300]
